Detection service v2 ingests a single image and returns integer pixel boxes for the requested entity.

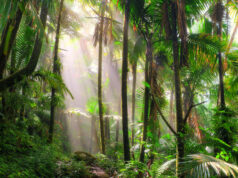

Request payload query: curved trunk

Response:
[0,7,23,78]
[48,0,64,143]
[0,1,48,91]
[0,4,23,119]
[121,0,130,162]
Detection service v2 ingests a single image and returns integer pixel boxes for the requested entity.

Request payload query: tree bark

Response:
[105,115,110,142]
[0,1,48,91]
[48,0,64,143]
[177,0,188,67]
[131,62,137,147]
[218,19,225,110]
[139,38,152,163]
[169,87,175,130]
[171,3,185,178]
[115,101,120,147]
[121,0,130,162]
[98,1,106,154]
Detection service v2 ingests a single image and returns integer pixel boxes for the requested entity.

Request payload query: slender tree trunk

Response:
[105,116,110,142]
[48,0,64,143]
[121,0,130,162]
[90,116,95,153]
[98,1,106,154]
[131,63,137,147]
[115,101,120,147]
[116,120,119,142]
[108,117,110,141]
[183,84,192,116]
[139,38,152,163]
[171,3,185,178]
[218,20,225,110]
[177,0,188,67]
[169,87,175,131]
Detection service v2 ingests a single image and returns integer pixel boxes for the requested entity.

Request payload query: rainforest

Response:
[0,0,238,177]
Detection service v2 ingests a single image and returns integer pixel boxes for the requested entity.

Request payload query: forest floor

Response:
[90,166,110,177]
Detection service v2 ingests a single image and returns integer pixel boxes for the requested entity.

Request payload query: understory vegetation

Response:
[0,0,238,177]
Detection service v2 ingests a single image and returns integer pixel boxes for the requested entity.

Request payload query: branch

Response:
[183,101,207,124]
[152,95,177,136]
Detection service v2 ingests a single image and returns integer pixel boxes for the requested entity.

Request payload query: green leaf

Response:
[142,81,150,88]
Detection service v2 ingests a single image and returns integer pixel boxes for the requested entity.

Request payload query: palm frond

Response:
[186,154,238,178]
[158,154,238,178]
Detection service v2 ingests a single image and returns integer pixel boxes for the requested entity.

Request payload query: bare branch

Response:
[152,95,177,136]
[183,101,207,124]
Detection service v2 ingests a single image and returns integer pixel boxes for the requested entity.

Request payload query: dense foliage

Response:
[0,0,238,177]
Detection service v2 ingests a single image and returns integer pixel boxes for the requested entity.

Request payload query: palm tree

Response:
[128,34,145,153]
[97,0,106,154]
[48,0,64,143]
[170,2,185,176]
[214,0,226,109]
[121,0,131,162]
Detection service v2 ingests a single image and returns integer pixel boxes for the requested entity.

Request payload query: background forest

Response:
[0,0,238,177]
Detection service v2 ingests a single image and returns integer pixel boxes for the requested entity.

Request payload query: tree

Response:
[48,0,64,143]
[170,3,185,177]
[98,0,106,154]
[214,0,226,109]
[121,0,131,162]
[0,2,24,79]
[0,0,49,91]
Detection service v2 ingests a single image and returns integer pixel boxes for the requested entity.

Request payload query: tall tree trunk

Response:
[139,38,152,163]
[48,0,64,143]
[218,18,225,110]
[107,117,110,141]
[105,108,110,143]
[183,84,192,116]
[115,101,120,147]
[116,120,119,143]
[98,1,106,154]
[169,87,174,129]
[171,3,185,178]
[131,62,137,147]
[121,0,130,162]
[177,0,188,67]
